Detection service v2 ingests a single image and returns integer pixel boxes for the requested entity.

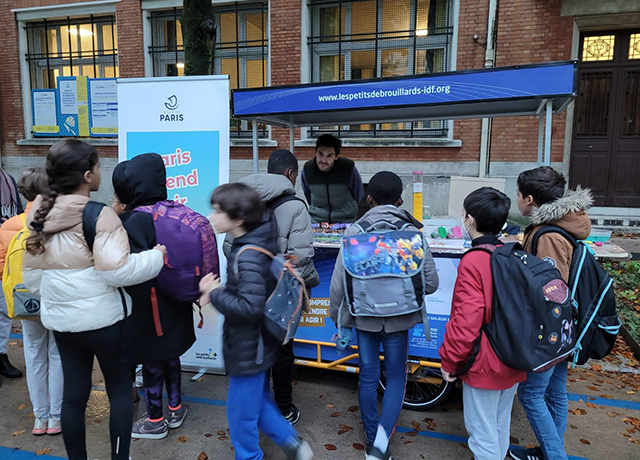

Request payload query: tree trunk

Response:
[182,0,216,76]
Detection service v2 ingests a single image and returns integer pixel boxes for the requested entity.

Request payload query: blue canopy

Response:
[232,61,576,127]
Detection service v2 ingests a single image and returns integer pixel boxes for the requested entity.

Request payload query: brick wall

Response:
[0,0,576,166]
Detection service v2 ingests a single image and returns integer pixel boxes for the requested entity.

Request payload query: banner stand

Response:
[117,75,230,375]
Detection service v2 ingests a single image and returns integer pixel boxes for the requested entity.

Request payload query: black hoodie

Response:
[112,153,196,363]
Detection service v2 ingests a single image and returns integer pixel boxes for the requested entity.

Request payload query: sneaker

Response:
[365,446,392,460]
[47,416,62,435]
[282,404,301,425]
[32,417,48,436]
[131,417,168,439]
[509,447,544,460]
[167,404,188,429]
[282,439,314,460]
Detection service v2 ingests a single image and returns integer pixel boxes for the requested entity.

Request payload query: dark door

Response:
[570,31,640,207]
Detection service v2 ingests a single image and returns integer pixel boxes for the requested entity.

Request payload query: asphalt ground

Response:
[1,330,639,460]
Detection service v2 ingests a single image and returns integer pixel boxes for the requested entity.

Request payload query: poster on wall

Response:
[32,89,59,136]
[89,78,118,137]
[57,76,90,137]
[118,76,230,375]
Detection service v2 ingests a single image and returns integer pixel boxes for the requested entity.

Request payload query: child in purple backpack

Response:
[112,153,196,439]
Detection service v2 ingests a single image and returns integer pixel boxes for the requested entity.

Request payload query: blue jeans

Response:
[357,329,409,444]
[517,362,569,460]
[227,371,298,460]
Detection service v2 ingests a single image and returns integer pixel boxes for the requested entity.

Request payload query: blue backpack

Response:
[532,226,620,366]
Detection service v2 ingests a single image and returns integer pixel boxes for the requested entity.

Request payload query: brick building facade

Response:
[1,0,639,218]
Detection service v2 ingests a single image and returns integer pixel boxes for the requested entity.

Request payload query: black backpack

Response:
[456,243,576,375]
[532,226,619,366]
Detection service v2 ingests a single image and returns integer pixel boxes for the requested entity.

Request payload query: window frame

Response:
[308,0,454,139]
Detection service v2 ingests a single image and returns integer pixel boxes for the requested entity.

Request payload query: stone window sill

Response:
[294,138,462,148]
[17,138,279,148]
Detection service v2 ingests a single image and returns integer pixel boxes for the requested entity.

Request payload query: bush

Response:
[600,260,640,344]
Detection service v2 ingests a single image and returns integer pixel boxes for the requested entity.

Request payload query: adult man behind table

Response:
[301,134,364,223]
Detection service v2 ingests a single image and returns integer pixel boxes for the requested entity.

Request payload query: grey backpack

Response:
[340,219,431,339]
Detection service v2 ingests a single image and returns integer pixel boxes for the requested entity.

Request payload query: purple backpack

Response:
[134,201,219,304]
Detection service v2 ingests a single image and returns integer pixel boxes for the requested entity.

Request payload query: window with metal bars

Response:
[309,0,452,138]
[25,15,118,91]
[149,3,268,138]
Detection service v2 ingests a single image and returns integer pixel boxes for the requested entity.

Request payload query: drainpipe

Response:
[478,0,498,178]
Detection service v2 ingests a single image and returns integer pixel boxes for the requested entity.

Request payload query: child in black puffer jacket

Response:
[199,183,313,460]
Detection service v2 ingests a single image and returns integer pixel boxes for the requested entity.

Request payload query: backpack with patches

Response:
[532,226,619,366]
[233,245,308,345]
[339,218,431,339]
[456,243,576,375]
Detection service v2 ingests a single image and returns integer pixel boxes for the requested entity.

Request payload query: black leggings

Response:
[143,358,182,420]
[54,321,133,460]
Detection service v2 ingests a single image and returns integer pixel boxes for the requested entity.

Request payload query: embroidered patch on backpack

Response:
[543,279,569,304]
[542,256,557,268]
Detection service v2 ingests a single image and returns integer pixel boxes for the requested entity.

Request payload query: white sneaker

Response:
[47,416,62,435]
[32,417,47,435]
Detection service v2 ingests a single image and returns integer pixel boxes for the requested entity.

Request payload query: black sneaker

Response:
[509,447,544,460]
[282,404,300,425]
[0,354,22,379]
[365,445,392,460]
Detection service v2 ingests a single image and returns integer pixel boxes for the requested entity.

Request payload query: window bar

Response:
[310,4,314,84]
[174,8,179,68]
[149,13,155,75]
[261,5,265,87]
[411,0,418,138]
[235,2,241,136]
[44,19,52,88]
[111,17,117,74]
[26,24,35,92]
[374,0,380,138]
[67,17,74,76]
[91,15,98,78]
[338,0,343,137]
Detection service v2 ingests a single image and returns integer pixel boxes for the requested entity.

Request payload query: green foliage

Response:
[182,0,216,76]
[601,260,640,343]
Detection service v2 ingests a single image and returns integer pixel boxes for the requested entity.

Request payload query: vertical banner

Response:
[118,76,230,374]
[89,78,118,137]
[57,76,90,137]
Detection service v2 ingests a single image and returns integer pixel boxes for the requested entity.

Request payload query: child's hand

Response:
[199,273,221,294]
[441,369,457,383]
[153,244,167,258]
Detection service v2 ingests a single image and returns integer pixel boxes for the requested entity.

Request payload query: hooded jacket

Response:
[23,194,164,333]
[210,217,280,375]
[113,153,196,363]
[329,205,439,333]
[523,188,593,283]
[224,173,319,288]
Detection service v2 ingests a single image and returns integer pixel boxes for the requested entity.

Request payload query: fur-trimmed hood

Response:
[528,187,592,241]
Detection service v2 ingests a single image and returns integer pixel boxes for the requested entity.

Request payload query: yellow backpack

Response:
[2,214,40,319]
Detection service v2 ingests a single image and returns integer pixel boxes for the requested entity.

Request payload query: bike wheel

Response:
[380,365,455,411]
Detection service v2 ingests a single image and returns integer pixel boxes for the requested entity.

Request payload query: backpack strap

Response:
[530,225,578,257]
[82,201,107,253]
[233,245,275,279]
[267,194,307,211]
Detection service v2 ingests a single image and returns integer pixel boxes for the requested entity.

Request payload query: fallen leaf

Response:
[570,424,578,430]
[197,452,209,460]
[338,429,350,435]
[509,436,519,445]
[404,441,413,445]
[352,443,365,451]
[36,449,51,456]
[622,432,632,438]
[627,391,635,395]
[177,436,189,443]
[11,430,25,437]
[586,402,598,409]
[587,397,596,401]
[28,413,35,419]
[195,377,204,383]
[319,394,324,399]
[9,341,17,346]
[324,444,337,451]
[412,421,421,430]
[218,436,229,441]
[627,428,637,434]
[580,439,591,445]
[204,433,213,438]
[326,404,335,409]
[587,386,599,391]
[217,430,226,436]
[600,394,614,399]
[339,424,354,431]
[330,412,341,418]
[608,412,621,418]
[591,363,603,371]
[94,418,102,424]
[348,406,359,413]
[18,404,26,411]
[525,443,537,449]
[629,438,640,445]
[406,431,418,437]
[569,408,587,415]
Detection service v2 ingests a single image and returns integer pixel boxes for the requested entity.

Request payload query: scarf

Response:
[0,170,18,224]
